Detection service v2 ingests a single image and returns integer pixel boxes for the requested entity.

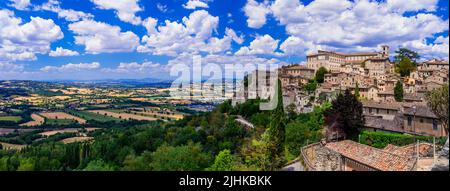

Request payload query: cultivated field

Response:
[68,110,121,122]
[0,142,27,150]
[39,112,87,124]
[20,114,45,127]
[135,111,184,120]
[39,128,100,137]
[0,116,22,122]
[88,110,157,121]
[0,128,36,135]
[61,137,93,144]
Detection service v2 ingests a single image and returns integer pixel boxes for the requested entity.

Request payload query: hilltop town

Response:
[278,46,448,138]
[276,46,449,171]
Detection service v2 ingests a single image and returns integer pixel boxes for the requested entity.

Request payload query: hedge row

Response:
[359,130,447,149]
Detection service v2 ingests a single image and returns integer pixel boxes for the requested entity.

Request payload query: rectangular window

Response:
[407,116,412,126]
[376,109,379,114]
[433,120,438,130]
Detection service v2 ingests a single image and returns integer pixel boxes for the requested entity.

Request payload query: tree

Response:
[354,82,360,98]
[315,67,328,83]
[325,90,364,139]
[84,160,115,171]
[394,81,404,102]
[426,84,449,135]
[304,80,317,93]
[17,158,35,171]
[285,103,297,120]
[265,80,286,170]
[396,57,416,77]
[207,150,236,171]
[394,48,420,64]
[149,143,212,171]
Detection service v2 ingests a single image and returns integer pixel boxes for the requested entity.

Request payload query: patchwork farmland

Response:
[20,114,45,127]
[0,116,22,122]
[61,137,93,144]
[88,110,158,121]
[39,112,87,124]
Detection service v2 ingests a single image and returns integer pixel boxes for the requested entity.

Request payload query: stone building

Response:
[403,105,446,137]
[306,45,390,72]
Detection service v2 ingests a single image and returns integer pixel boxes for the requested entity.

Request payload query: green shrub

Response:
[359,131,446,149]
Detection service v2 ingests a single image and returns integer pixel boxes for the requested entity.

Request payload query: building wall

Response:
[403,115,445,137]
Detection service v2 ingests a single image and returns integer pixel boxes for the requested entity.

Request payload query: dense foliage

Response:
[325,90,364,139]
[315,67,328,83]
[396,57,417,77]
[426,84,449,135]
[360,131,447,149]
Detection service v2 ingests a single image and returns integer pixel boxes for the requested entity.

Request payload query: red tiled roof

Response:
[325,140,416,171]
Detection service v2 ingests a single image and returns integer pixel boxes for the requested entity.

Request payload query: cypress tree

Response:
[394,81,403,102]
[266,80,286,170]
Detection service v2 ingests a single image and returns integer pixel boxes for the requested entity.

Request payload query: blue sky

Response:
[0,0,448,80]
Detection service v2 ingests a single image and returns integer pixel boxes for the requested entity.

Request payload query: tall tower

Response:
[381,45,389,58]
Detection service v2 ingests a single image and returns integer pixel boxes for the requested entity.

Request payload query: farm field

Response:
[134,111,184,120]
[68,110,121,122]
[88,110,158,121]
[20,114,45,127]
[0,116,22,122]
[0,128,37,136]
[39,112,87,124]
[0,141,27,150]
[61,137,93,144]
[45,119,77,125]
[39,128,100,137]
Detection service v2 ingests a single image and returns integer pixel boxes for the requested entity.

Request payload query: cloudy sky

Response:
[0,0,448,80]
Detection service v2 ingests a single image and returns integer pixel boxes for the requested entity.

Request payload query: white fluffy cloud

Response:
[201,28,243,54]
[0,9,63,62]
[183,0,209,10]
[142,17,158,35]
[49,47,80,57]
[90,0,142,25]
[402,36,449,60]
[236,34,279,56]
[41,62,100,72]
[68,20,140,54]
[139,10,235,56]
[244,0,449,59]
[37,0,94,22]
[8,0,31,10]
[243,0,271,29]
[386,0,438,13]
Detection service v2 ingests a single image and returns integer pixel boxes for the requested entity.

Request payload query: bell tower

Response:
[380,45,389,58]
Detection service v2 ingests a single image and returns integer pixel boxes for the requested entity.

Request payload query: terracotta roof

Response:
[422,59,449,65]
[390,143,433,158]
[325,140,416,171]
